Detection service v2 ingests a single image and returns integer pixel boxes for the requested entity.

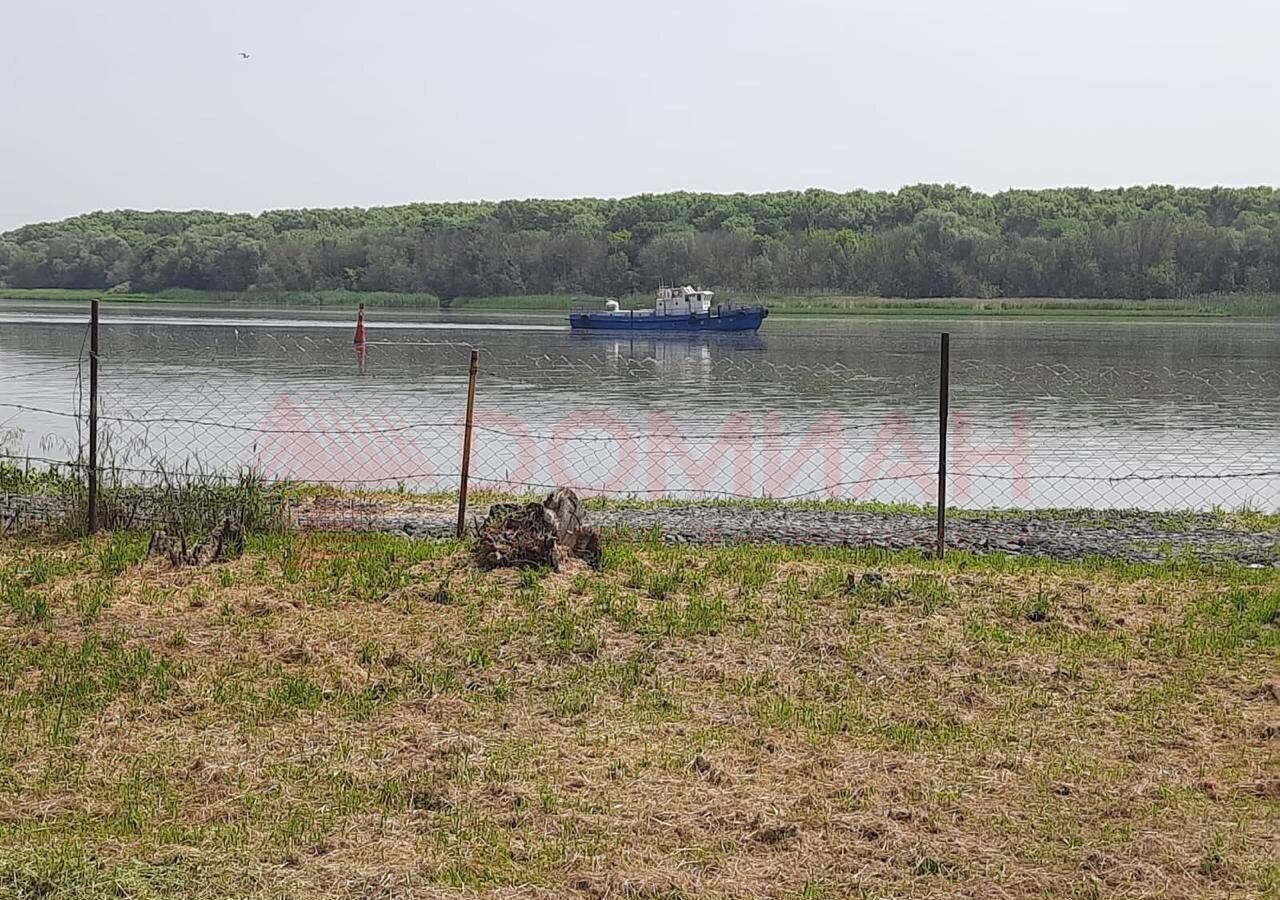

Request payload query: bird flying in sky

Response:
[238,51,251,59]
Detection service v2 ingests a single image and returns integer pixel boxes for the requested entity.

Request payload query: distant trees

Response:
[3,185,1279,298]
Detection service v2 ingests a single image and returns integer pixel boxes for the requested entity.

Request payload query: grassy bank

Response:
[3,288,1277,317]
[0,288,444,308]
[5,461,1278,539]
[748,292,1280,318]
[1,529,1277,898]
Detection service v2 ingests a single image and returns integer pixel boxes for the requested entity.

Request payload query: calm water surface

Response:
[1,301,1277,510]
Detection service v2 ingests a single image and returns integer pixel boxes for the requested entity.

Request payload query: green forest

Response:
[3,185,1279,300]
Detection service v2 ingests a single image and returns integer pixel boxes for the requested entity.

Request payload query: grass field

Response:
[733,292,1280,318]
[1,530,1277,898]
[3,288,1277,317]
[0,288,445,308]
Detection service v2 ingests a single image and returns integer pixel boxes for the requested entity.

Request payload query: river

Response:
[1,300,1277,511]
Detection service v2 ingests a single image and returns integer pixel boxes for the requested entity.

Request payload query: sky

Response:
[1,0,1278,231]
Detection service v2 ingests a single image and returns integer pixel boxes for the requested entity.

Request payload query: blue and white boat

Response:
[569,286,768,332]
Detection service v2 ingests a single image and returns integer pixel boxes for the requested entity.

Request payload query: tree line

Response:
[3,185,1279,299]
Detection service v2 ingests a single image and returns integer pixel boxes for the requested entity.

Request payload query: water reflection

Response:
[570,331,767,384]
[2,302,1277,510]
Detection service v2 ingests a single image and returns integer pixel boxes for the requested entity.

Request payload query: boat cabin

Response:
[654,286,714,316]
[569,283,765,331]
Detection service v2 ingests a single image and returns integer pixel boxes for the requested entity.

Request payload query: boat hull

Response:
[569,306,767,332]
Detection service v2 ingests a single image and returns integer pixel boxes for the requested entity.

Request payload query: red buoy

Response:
[354,302,367,344]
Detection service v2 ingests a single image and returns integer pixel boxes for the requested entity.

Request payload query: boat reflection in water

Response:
[569,330,766,385]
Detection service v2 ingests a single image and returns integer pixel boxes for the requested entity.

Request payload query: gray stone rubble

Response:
[7,490,1275,566]
[295,500,1279,566]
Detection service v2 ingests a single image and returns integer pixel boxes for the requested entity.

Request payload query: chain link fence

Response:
[2,306,1278,538]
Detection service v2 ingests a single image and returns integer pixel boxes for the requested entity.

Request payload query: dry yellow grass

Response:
[0,531,1277,898]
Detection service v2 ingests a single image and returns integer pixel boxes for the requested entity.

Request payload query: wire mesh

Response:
[0,319,91,530]
[76,333,946,505]
[949,358,1280,511]
[3,317,1278,536]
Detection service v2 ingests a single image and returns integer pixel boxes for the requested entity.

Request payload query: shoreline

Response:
[2,288,1277,319]
[297,495,1280,567]
[5,483,1276,565]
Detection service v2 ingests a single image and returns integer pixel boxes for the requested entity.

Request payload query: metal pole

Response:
[456,349,479,538]
[87,299,100,535]
[936,332,950,559]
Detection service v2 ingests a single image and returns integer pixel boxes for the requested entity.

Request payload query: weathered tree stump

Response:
[148,516,245,567]
[476,488,601,570]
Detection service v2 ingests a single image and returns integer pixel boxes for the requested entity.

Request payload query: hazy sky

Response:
[2,0,1278,230]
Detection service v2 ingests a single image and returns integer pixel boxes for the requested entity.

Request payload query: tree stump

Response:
[148,516,245,567]
[476,488,601,570]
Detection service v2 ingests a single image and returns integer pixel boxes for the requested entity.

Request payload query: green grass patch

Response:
[0,532,1276,897]
[6,288,1277,317]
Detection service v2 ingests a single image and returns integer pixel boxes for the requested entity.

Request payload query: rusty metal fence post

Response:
[936,332,950,558]
[87,298,100,535]
[456,349,479,538]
